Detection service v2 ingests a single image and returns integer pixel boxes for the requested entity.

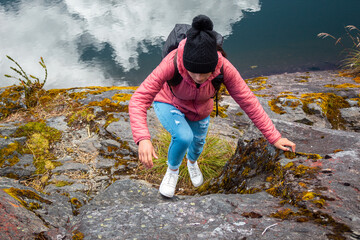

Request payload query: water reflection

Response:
[0,0,260,88]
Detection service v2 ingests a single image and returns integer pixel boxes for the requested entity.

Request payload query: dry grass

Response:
[318,25,360,77]
[63,170,90,180]
[0,93,74,124]
[135,128,235,195]
[19,173,50,193]
[72,147,99,165]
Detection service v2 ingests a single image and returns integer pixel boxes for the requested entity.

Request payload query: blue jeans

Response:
[153,101,210,170]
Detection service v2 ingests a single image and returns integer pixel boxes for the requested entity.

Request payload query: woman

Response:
[129,15,296,198]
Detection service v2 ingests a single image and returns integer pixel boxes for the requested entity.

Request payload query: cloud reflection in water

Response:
[0,0,260,88]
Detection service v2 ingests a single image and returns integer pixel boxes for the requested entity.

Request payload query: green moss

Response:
[268,93,351,130]
[302,192,317,201]
[88,98,128,113]
[12,122,62,142]
[324,83,360,88]
[268,94,301,115]
[270,208,295,219]
[284,151,322,160]
[104,113,120,128]
[245,76,268,91]
[264,159,351,238]
[211,104,229,118]
[54,181,73,187]
[68,107,95,126]
[3,187,52,210]
[312,199,326,208]
[70,198,83,209]
[112,93,132,103]
[11,122,62,174]
[0,86,23,120]
[0,142,21,167]
[240,187,262,194]
[28,202,41,210]
[301,93,350,130]
[72,230,85,240]
[269,99,286,114]
[254,94,270,97]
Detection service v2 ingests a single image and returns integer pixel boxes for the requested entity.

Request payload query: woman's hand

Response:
[138,139,158,169]
[274,138,296,152]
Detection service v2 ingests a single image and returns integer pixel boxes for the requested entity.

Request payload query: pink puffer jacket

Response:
[129,39,281,145]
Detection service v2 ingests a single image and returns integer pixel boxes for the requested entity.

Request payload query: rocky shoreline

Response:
[0,70,359,239]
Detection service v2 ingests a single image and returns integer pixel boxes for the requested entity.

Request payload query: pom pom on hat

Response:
[192,15,213,31]
[183,15,218,73]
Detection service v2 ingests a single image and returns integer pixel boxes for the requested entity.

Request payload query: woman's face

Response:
[187,71,212,85]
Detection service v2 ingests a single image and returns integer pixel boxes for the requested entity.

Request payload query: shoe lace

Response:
[165,172,178,186]
[189,164,199,178]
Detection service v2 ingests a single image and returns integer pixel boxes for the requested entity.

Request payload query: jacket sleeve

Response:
[129,52,175,144]
[222,58,281,144]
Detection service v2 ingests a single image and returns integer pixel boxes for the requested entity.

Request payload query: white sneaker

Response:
[187,160,204,187]
[159,169,179,198]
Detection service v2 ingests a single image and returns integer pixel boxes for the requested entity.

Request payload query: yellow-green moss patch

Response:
[324,83,360,88]
[0,142,22,167]
[268,94,301,115]
[4,187,52,210]
[284,151,322,160]
[11,122,62,173]
[112,93,132,103]
[88,98,128,113]
[301,93,350,130]
[54,181,73,187]
[245,76,268,91]
[211,104,229,118]
[68,107,95,126]
[72,230,85,240]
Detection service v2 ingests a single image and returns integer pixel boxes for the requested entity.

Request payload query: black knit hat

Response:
[183,15,218,73]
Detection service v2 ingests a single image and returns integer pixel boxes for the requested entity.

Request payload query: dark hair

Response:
[217,45,227,58]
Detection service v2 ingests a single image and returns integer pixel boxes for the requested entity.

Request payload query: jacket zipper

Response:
[193,83,200,119]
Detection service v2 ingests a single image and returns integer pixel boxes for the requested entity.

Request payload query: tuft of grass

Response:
[318,25,360,77]
[4,56,47,108]
[136,128,235,194]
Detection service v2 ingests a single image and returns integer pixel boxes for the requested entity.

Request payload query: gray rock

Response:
[307,103,324,116]
[346,99,359,107]
[0,154,35,178]
[52,162,90,173]
[45,182,90,194]
[95,156,116,169]
[57,155,73,163]
[46,116,68,131]
[71,179,330,240]
[49,174,74,183]
[77,90,119,105]
[72,135,102,153]
[106,120,136,151]
[101,139,121,148]
[0,177,74,231]
[0,123,19,136]
[340,107,360,131]
[272,119,360,155]
[0,188,49,240]
[106,108,161,154]
[316,150,360,233]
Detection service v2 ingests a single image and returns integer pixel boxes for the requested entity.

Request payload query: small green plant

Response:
[318,25,360,77]
[4,56,48,108]
[137,128,235,194]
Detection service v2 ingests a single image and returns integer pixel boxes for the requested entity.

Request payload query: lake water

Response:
[1,0,360,89]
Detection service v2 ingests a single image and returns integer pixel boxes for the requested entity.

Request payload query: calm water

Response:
[1,0,360,89]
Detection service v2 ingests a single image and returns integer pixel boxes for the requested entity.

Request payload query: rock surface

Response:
[0,70,359,239]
